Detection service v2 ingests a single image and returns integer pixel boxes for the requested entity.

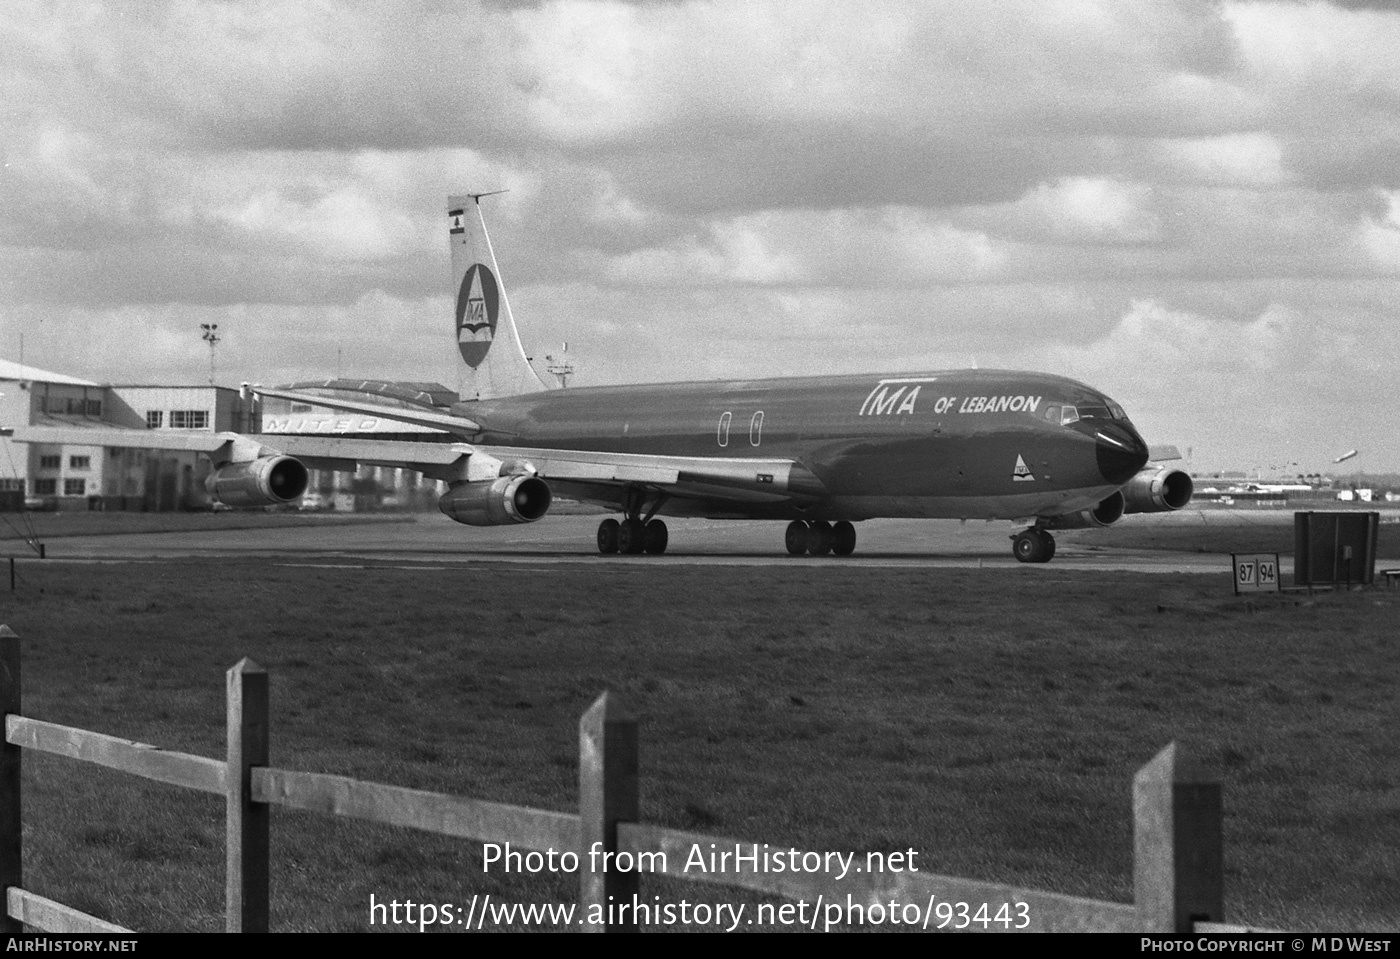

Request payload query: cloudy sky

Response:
[3,0,1399,473]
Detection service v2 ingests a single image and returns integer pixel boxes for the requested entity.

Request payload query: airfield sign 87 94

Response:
[1232,553,1280,595]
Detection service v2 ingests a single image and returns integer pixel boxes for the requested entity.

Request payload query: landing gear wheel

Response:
[618,518,647,555]
[785,521,809,556]
[832,521,857,556]
[643,519,668,555]
[809,521,835,556]
[1012,529,1054,564]
[597,518,620,555]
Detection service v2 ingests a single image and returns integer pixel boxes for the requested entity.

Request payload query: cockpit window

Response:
[1059,406,1080,426]
[1108,403,1127,420]
[1076,405,1112,420]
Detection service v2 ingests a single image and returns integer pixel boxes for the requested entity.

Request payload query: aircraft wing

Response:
[9,427,824,504]
[10,426,471,475]
[473,445,825,504]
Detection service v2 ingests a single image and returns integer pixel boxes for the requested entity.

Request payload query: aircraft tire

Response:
[618,518,647,555]
[643,519,668,555]
[1042,531,1056,562]
[809,521,835,556]
[597,518,620,554]
[1012,530,1043,563]
[832,521,856,556]
[785,521,809,556]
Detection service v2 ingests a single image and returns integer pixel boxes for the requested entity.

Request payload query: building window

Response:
[146,411,163,429]
[69,456,90,470]
[0,480,22,493]
[64,479,86,496]
[33,479,56,495]
[39,455,61,470]
[86,399,102,416]
[169,410,209,430]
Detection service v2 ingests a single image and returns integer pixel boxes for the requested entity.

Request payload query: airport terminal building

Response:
[1,360,449,512]
[0,359,257,511]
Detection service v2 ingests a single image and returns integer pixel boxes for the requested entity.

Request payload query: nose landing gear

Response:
[1011,527,1056,564]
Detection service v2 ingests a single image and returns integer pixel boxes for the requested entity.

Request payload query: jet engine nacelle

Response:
[1121,466,1193,514]
[1042,491,1126,530]
[438,475,552,527]
[205,456,310,507]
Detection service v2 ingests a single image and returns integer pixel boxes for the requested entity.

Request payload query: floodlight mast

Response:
[200,323,220,385]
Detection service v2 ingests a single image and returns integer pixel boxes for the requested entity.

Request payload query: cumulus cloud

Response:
[3,0,1400,471]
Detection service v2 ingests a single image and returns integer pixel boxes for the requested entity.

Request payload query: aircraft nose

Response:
[1095,423,1149,485]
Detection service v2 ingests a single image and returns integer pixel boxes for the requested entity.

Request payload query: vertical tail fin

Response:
[448,193,549,400]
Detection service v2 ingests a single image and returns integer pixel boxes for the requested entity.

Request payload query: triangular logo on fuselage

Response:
[1012,454,1035,482]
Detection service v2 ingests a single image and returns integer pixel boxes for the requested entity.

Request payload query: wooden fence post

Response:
[0,627,21,933]
[1134,741,1223,933]
[579,692,638,933]
[226,658,269,933]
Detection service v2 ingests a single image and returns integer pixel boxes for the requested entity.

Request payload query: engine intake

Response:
[1121,466,1193,514]
[1042,491,1125,530]
[206,456,310,507]
[438,475,552,527]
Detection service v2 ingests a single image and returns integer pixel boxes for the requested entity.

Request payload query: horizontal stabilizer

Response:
[273,379,460,409]
[1148,444,1181,462]
[252,387,481,436]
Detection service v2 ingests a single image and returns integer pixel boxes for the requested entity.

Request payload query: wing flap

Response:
[477,445,824,499]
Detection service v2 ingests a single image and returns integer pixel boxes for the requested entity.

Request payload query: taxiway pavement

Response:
[3,511,1332,575]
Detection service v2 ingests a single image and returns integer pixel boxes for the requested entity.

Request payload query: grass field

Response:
[0,510,414,543]
[0,558,1396,932]
[1064,520,1400,557]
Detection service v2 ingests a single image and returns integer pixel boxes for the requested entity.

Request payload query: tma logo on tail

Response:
[456,263,499,369]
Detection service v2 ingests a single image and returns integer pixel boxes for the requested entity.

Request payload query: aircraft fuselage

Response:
[455,368,1149,522]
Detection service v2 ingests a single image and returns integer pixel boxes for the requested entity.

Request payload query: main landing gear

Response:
[1011,527,1056,564]
[597,490,669,555]
[785,520,857,557]
[596,517,668,555]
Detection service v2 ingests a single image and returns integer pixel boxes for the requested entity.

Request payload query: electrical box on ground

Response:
[1293,511,1379,587]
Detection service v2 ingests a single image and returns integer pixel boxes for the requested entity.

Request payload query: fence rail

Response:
[0,624,1245,933]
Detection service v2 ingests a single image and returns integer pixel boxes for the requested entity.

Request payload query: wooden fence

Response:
[0,624,1258,933]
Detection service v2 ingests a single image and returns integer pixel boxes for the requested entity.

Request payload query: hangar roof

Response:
[0,359,99,387]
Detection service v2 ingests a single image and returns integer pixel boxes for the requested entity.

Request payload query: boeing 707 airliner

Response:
[15,194,1192,561]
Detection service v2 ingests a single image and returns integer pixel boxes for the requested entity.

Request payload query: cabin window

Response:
[750,411,764,447]
[717,411,731,447]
